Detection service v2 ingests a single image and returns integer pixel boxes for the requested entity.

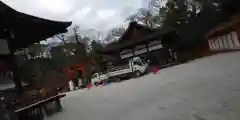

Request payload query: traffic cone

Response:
[106,82,110,86]
[153,66,159,74]
[87,84,92,89]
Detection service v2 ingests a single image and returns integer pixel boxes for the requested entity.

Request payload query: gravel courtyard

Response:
[49,52,240,120]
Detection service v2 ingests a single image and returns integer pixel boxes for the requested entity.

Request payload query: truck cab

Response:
[131,57,149,75]
[91,73,108,86]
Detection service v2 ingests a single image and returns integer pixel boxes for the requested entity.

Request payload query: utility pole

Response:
[74,26,81,44]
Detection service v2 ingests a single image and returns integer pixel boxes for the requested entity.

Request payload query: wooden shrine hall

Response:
[102,21,177,66]
[0,1,71,91]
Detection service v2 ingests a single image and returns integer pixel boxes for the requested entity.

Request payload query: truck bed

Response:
[106,59,133,78]
[108,68,132,77]
[107,64,129,72]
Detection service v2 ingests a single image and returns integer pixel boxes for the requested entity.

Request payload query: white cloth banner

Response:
[68,80,74,91]
[227,33,234,49]
[208,40,213,50]
[231,32,240,47]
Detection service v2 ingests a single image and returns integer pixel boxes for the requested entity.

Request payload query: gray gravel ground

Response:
[48,52,240,120]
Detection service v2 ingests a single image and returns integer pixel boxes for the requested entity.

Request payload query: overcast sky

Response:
[2,0,147,31]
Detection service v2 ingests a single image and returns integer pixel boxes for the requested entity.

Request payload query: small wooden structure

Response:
[103,22,177,66]
[206,16,240,52]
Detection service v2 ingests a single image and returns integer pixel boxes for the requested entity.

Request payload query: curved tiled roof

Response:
[102,22,175,53]
[0,1,72,50]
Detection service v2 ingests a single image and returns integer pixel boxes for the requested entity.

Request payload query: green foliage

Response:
[125,0,240,56]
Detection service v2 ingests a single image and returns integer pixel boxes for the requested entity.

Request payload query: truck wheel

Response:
[115,78,121,82]
[135,71,141,77]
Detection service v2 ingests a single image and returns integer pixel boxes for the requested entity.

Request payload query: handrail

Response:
[15,94,65,113]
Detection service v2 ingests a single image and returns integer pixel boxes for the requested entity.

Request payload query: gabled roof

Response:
[0,1,72,50]
[103,42,120,53]
[103,21,175,53]
[118,21,158,43]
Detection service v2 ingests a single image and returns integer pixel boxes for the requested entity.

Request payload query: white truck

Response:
[91,57,149,86]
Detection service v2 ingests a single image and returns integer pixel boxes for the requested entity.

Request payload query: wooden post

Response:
[7,29,22,92]
[10,53,22,92]
[74,26,80,44]
[132,47,135,58]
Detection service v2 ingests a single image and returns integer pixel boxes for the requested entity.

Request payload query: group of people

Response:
[69,70,84,90]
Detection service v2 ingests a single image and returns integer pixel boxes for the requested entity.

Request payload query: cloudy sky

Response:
[2,0,148,31]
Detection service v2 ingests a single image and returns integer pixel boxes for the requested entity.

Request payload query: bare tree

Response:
[104,26,126,44]
[126,8,156,27]
[111,27,126,37]
[54,33,67,44]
